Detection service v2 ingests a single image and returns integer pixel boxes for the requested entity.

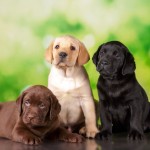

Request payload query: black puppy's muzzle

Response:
[59,52,68,59]
[101,60,109,66]
[97,60,110,72]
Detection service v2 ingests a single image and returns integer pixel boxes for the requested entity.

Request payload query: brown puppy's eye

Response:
[55,45,59,49]
[24,100,30,107]
[39,103,45,109]
[70,46,75,51]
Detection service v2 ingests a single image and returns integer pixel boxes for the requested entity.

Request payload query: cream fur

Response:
[46,35,99,138]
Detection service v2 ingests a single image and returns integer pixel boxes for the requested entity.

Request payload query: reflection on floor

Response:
[0,133,150,150]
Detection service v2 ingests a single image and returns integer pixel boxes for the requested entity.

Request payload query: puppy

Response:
[92,41,150,140]
[45,35,99,138]
[0,85,83,145]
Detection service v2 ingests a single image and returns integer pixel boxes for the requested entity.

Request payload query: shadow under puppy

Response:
[92,41,150,140]
[0,85,83,145]
[45,35,99,138]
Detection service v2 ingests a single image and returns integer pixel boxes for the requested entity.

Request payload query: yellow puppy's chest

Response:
[58,93,84,126]
[48,66,88,127]
[48,78,85,127]
[49,72,86,92]
[51,77,78,92]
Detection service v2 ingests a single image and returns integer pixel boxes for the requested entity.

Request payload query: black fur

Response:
[92,41,150,140]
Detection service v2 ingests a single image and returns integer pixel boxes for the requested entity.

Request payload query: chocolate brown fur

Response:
[0,85,83,145]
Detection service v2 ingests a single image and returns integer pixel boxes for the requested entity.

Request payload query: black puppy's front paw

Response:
[96,130,111,140]
[128,130,144,141]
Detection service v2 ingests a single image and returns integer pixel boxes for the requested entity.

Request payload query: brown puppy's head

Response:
[45,35,90,68]
[16,85,61,127]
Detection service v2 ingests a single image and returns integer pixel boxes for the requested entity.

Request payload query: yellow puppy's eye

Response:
[70,46,76,51]
[55,45,59,49]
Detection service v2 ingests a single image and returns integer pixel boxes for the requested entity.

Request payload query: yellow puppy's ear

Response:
[77,42,90,66]
[45,41,54,64]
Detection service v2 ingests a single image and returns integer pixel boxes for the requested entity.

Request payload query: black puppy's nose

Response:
[101,60,109,65]
[59,52,68,58]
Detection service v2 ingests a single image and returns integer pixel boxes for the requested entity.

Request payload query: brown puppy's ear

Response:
[122,51,136,75]
[77,42,90,66]
[45,40,54,64]
[92,44,103,66]
[16,92,26,116]
[49,95,61,121]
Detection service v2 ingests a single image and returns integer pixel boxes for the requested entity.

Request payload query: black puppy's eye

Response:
[39,103,45,109]
[55,45,59,49]
[113,51,119,57]
[100,50,105,55]
[70,46,76,51]
[24,100,30,107]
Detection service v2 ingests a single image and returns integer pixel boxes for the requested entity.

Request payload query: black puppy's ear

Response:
[16,92,26,116]
[49,95,61,121]
[122,51,136,75]
[92,44,103,66]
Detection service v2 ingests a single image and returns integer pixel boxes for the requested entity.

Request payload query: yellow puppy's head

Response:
[45,35,90,68]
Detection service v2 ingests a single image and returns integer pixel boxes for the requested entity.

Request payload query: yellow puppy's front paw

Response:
[79,126,99,138]
[86,127,99,138]
[79,127,86,135]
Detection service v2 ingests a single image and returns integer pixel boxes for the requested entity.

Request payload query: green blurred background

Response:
[0,0,150,101]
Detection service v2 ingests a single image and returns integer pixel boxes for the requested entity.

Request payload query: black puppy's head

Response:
[92,41,136,79]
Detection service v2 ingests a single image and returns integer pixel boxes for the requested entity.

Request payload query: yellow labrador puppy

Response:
[45,35,99,138]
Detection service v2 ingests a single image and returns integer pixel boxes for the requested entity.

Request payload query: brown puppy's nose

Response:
[28,114,35,120]
[59,52,68,59]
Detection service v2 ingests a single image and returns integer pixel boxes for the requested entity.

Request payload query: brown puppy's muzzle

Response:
[24,112,44,126]
[27,113,37,121]
[26,112,40,122]
[23,106,47,127]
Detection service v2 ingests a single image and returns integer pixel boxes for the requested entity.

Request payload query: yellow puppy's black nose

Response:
[59,52,68,58]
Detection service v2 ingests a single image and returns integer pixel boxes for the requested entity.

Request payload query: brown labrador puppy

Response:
[0,85,83,145]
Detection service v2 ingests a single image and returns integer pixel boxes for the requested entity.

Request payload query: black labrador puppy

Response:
[92,41,150,140]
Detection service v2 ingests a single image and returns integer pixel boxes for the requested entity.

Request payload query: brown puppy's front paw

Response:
[61,133,84,143]
[22,135,42,145]
[13,134,42,145]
